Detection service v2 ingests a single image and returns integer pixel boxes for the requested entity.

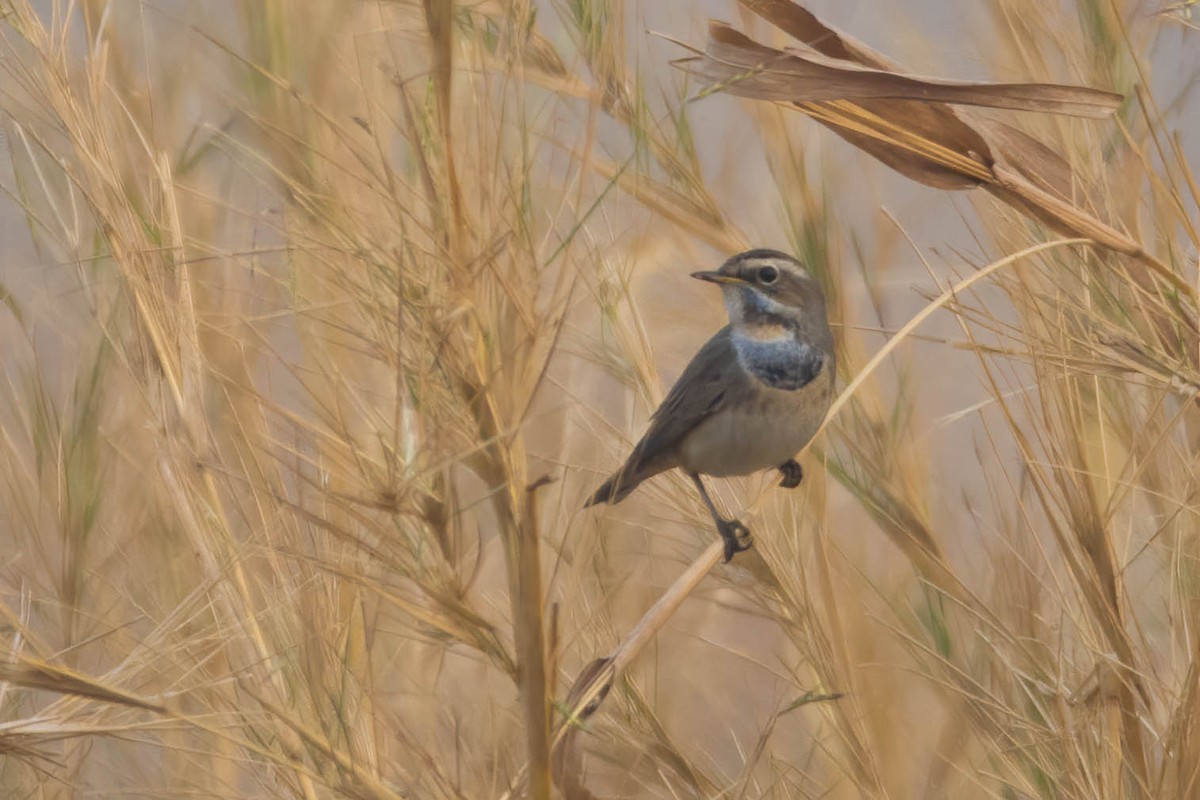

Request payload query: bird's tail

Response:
[584,467,641,507]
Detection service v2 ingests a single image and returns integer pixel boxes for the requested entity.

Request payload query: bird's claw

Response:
[717,519,752,562]
[778,459,803,489]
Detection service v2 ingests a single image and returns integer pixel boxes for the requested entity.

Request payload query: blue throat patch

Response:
[732,332,824,391]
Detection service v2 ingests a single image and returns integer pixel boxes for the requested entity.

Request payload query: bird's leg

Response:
[689,472,751,562]
[778,459,803,489]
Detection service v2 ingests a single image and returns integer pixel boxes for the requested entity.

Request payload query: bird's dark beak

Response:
[691,271,747,285]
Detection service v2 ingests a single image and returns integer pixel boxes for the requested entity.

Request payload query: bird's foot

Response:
[717,518,753,562]
[778,459,804,489]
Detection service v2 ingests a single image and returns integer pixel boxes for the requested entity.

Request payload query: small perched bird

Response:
[587,249,836,562]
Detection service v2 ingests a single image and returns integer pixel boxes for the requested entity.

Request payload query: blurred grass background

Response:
[1,0,1199,797]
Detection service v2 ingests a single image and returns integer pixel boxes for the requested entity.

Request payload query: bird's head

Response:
[692,249,827,331]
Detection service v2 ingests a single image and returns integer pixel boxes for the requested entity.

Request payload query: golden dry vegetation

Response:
[1,0,1199,798]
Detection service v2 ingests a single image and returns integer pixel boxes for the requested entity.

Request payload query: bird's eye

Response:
[757,266,779,285]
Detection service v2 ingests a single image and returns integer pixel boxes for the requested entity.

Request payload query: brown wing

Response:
[587,326,741,505]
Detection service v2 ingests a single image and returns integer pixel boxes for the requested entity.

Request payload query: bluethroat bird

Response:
[587,249,836,562]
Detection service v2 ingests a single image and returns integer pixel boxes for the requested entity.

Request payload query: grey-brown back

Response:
[587,326,750,505]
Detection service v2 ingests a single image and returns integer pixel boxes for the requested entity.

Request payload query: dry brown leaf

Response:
[674,0,1194,298]
[691,23,1122,117]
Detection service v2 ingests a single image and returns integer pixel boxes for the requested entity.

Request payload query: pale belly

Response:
[678,382,830,477]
